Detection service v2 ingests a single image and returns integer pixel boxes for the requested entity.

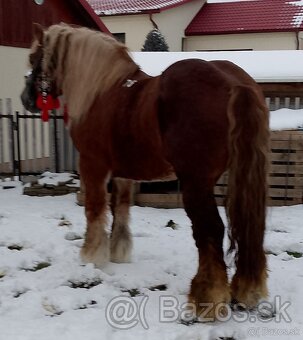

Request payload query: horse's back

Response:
[160,58,259,97]
[210,59,263,93]
[159,59,237,123]
[159,58,262,135]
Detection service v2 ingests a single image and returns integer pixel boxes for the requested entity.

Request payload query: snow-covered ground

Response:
[0,173,302,340]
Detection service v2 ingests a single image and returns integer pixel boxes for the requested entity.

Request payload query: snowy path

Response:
[0,177,302,340]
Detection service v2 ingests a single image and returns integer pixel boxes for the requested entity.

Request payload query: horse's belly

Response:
[112,152,174,181]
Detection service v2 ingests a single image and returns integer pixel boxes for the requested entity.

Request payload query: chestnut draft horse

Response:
[21,23,269,320]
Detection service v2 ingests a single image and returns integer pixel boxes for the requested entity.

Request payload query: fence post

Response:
[4,99,17,177]
[10,114,16,176]
[0,99,3,172]
[16,111,21,180]
[53,110,60,173]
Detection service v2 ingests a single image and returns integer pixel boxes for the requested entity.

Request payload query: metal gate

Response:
[0,99,78,177]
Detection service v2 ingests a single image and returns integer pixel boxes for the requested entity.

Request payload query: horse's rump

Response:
[158,59,235,177]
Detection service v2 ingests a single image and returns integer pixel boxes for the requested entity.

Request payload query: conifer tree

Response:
[141,29,169,51]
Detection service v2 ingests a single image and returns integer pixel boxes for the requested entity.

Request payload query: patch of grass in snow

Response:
[286,251,303,258]
[165,220,179,230]
[14,290,28,298]
[58,219,72,227]
[122,284,167,297]
[123,288,141,297]
[23,262,51,272]
[179,317,200,326]
[78,300,97,309]
[149,284,167,291]
[272,228,288,233]
[265,250,278,256]
[68,278,103,289]
[265,249,303,259]
[7,244,23,251]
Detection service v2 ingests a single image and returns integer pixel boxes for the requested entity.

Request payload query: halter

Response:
[35,71,60,122]
[123,79,138,88]
[28,52,68,123]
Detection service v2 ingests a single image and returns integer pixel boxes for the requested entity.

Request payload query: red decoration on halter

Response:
[36,94,60,122]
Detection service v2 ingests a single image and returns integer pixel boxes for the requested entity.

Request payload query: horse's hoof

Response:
[110,238,132,263]
[80,242,110,268]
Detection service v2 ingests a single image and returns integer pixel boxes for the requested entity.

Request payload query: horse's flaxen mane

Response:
[41,24,139,121]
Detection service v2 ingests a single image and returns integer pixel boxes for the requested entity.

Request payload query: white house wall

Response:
[101,0,204,51]
[184,32,298,51]
[0,46,50,163]
[0,46,29,113]
[154,0,205,51]
[102,14,151,51]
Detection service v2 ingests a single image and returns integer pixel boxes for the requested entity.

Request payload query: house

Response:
[87,0,205,51]
[87,0,303,52]
[0,0,109,113]
[184,0,303,51]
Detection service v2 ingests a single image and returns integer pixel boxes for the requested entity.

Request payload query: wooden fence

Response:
[135,130,303,207]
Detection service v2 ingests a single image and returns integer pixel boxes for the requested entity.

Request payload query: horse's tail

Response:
[226,85,269,281]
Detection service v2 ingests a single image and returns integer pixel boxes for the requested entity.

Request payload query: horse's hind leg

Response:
[182,179,230,321]
[110,178,133,263]
[79,156,110,267]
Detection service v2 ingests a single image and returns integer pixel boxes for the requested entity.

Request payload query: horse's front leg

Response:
[110,178,133,263]
[80,157,110,268]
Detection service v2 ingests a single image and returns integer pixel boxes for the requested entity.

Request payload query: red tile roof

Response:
[87,0,197,16]
[186,0,303,36]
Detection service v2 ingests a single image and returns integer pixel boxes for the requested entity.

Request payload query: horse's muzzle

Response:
[20,88,40,113]
[20,72,40,113]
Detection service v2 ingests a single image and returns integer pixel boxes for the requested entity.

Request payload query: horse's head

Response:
[21,22,140,121]
[21,23,59,113]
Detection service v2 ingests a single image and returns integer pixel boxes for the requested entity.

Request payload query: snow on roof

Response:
[186,0,303,36]
[131,50,303,82]
[132,50,303,129]
[86,0,197,16]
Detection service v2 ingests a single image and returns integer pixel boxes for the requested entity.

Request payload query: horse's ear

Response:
[32,23,44,44]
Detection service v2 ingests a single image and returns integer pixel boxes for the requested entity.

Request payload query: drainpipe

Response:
[149,13,158,29]
[296,29,300,50]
